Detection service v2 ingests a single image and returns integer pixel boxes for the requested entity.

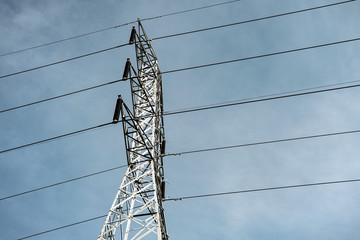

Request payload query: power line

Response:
[153,0,241,18]
[161,37,360,75]
[17,177,360,239]
[0,43,129,79]
[17,204,150,240]
[17,214,107,240]
[0,122,114,155]
[164,178,360,201]
[2,35,360,115]
[163,81,360,116]
[0,1,354,80]
[3,127,360,201]
[0,24,132,58]
[163,79,360,114]
[2,80,360,156]
[165,129,360,157]
[152,0,355,41]
[0,0,241,57]
[0,78,127,114]
[0,160,152,201]
[0,165,127,201]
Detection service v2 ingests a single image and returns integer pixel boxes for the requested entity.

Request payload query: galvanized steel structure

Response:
[98,20,168,240]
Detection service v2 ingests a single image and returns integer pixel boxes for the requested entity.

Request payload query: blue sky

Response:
[0,0,360,239]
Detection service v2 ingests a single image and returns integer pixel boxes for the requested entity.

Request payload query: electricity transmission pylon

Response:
[98,20,169,240]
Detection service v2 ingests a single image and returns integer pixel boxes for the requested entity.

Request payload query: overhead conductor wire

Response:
[0,165,127,201]
[0,122,114,154]
[0,0,354,80]
[0,0,241,57]
[0,78,128,114]
[17,177,360,239]
[163,81,360,116]
[3,126,360,201]
[0,43,130,79]
[164,178,360,201]
[2,81,360,155]
[2,35,360,114]
[17,215,108,240]
[152,0,355,41]
[164,129,360,157]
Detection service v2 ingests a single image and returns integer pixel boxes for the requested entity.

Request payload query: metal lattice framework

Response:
[98,20,168,240]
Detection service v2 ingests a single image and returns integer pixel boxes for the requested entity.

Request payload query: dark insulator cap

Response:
[129,27,136,44]
[160,140,166,155]
[161,181,165,199]
[113,95,122,123]
[122,58,131,79]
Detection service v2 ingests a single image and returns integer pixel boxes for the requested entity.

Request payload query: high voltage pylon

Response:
[98,20,169,240]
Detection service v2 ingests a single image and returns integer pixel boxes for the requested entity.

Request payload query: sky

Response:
[0,0,360,239]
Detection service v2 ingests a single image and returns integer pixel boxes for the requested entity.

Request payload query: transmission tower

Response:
[98,20,169,240]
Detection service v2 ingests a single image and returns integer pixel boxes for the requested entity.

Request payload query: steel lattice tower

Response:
[98,20,169,240]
